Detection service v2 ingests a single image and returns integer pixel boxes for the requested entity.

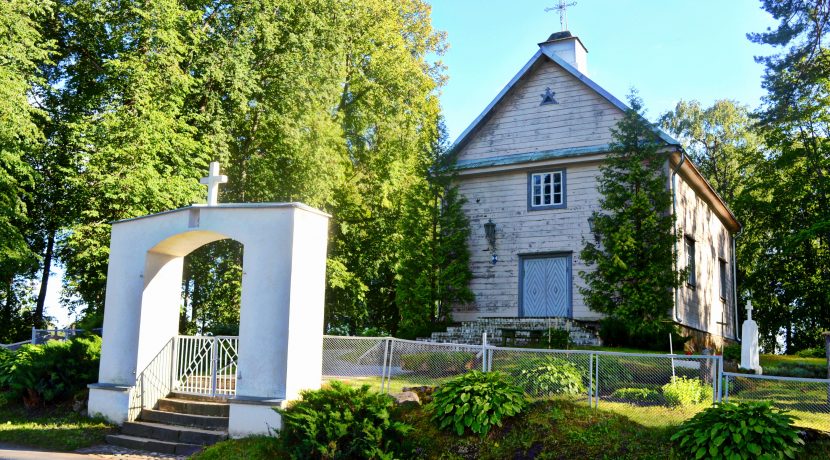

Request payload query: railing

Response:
[129,338,175,421]
[31,327,103,345]
[175,335,238,397]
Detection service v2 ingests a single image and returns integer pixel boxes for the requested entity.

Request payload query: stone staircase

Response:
[107,392,229,456]
[419,317,601,347]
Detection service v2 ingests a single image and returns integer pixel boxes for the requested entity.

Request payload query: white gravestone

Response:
[740,301,761,373]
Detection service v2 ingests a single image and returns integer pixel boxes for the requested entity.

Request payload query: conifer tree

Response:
[580,93,682,337]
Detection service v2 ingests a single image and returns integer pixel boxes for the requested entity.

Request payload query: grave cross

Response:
[745,300,753,321]
[200,161,228,206]
[545,0,577,32]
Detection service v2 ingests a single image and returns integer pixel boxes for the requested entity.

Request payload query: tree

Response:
[395,122,473,339]
[580,93,682,337]
[0,0,54,339]
[743,0,830,351]
[659,99,761,205]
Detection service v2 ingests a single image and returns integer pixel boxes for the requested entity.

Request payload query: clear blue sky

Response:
[430,0,779,142]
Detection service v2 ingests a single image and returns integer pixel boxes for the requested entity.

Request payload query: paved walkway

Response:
[0,444,188,460]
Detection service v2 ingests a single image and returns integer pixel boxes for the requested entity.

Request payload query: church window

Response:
[685,237,696,287]
[528,170,565,210]
[719,258,728,300]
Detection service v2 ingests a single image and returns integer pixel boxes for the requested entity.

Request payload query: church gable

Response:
[455,56,625,163]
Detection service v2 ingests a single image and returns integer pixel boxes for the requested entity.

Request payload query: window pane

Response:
[553,173,561,184]
[544,184,551,195]
[553,192,561,204]
[544,195,550,204]
[534,185,541,196]
[554,183,561,194]
[534,175,541,186]
[534,196,540,206]
[543,174,551,184]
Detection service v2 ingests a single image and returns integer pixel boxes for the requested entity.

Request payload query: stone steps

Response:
[420,317,601,346]
[106,392,229,455]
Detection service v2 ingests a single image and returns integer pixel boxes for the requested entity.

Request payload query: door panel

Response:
[521,255,570,317]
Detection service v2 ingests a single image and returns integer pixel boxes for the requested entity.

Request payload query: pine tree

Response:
[580,93,682,337]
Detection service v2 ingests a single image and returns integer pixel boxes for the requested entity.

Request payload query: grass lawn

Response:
[0,398,114,451]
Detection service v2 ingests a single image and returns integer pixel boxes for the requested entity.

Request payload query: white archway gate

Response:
[87,202,329,437]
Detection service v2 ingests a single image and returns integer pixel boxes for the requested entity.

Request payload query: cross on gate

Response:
[200,161,228,206]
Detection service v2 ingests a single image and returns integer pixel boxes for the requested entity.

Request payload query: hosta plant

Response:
[516,357,585,397]
[428,371,526,436]
[671,401,803,459]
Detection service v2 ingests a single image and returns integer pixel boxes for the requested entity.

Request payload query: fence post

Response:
[210,337,218,398]
[824,331,829,404]
[723,375,730,402]
[380,338,390,393]
[383,339,396,394]
[140,373,145,410]
[717,355,724,403]
[169,338,176,394]
[588,354,594,407]
[594,354,600,409]
[31,327,36,345]
[481,332,488,372]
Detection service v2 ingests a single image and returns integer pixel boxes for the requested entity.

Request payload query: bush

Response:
[795,346,826,358]
[723,344,741,362]
[671,401,804,459]
[516,357,585,397]
[764,361,826,379]
[661,376,709,408]
[0,335,101,406]
[429,371,526,436]
[542,328,571,349]
[399,352,476,375]
[593,358,635,392]
[610,387,662,403]
[598,318,688,351]
[275,381,412,459]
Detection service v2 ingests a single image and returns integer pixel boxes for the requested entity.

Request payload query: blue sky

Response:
[430,0,779,142]
[43,0,781,328]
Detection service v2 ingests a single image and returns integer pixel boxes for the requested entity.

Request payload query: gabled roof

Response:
[451,48,682,154]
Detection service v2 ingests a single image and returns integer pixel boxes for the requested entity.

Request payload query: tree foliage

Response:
[743,0,830,351]
[580,93,682,332]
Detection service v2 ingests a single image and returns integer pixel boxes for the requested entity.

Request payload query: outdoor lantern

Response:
[588,215,595,233]
[484,219,496,251]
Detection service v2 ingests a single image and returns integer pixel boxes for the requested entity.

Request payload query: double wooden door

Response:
[521,255,571,317]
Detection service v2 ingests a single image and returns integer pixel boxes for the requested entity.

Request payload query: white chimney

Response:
[538,31,588,75]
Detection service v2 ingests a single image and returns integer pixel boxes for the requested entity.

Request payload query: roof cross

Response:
[200,161,228,206]
[545,0,577,31]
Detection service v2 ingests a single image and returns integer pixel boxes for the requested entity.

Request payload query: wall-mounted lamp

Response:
[484,219,498,264]
[588,214,600,243]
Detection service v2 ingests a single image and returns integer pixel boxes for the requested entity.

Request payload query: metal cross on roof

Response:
[545,0,577,31]
[200,161,228,206]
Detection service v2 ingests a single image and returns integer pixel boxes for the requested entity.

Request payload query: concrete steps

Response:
[106,393,229,455]
[420,317,602,346]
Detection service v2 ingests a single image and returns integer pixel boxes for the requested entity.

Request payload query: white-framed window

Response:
[685,237,696,288]
[719,258,728,300]
[528,170,565,210]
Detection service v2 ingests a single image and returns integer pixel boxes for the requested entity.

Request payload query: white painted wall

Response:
[88,203,330,436]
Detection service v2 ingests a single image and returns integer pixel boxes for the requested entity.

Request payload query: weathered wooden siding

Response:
[456,58,624,162]
[452,161,604,321]
[675,172,736,340]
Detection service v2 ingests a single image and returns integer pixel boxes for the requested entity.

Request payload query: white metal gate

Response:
[174,335,239,397]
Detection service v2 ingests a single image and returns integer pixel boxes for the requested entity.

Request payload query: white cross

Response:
[746,300,753,321]
[545,0,577,31]
[200,161,227,206]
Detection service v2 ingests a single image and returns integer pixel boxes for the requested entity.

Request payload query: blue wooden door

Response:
[521,256,570,317]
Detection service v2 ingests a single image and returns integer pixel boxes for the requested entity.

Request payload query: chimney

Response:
[538,31,588,74]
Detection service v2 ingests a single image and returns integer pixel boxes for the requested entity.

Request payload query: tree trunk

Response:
[34,231,55,328]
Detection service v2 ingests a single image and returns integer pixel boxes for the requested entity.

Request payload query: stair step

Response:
[106,434,203,456]
[140,409,229,430]
[122,421,227,445]
[168,392,230,403]
[157,397,230,417]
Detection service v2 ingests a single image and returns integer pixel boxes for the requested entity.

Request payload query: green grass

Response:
[192,436,282,459]
[0,399,114,451]
[761,354,827,367]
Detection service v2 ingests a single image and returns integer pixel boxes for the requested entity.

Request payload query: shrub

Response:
[399,352,475,375]
[795,346,826,358]
[593,358,635,392]
[661,376,709,408]
[542,328,571,349]
[610,387,661,403]
[598,318,689,351]
[764,361,826,379]
[723,344,741,362]
[275,381,412,459]
[516,357,585,397]
[429,371,526,436]
[671,401,804,459]
[0,335,101,406]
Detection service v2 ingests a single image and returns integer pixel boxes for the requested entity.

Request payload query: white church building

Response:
[450,31,741,347]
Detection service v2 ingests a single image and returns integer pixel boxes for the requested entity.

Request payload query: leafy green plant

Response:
[275,381,412,459]
[671,401,804,459]
[723,344,742,362]
[764,361,826,379]
[795,347,826,358]
[543,328,571,349]
[516,357,585,397]
[399,352,475,375]
[0,335,101,407]
[429,371,526,436]
[662,376,709,408]
[610,387,662,403]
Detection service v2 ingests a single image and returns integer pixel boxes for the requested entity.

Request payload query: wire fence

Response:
[31,327,102,345]
[322,335,829,432]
